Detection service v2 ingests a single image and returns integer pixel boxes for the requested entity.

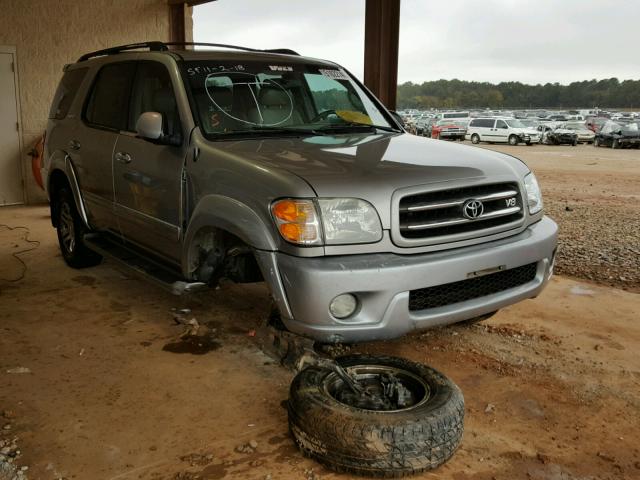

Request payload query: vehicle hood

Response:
[509,128,539,135]
[217,132,530,228]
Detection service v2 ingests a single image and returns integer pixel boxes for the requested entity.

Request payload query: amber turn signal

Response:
[271,199,320,245]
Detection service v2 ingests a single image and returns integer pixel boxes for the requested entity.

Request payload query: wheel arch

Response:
[181,194,278,277]
[47,154,90,230]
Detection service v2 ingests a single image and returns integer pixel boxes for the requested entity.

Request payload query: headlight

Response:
[317,198,382,244]
[271,199,321,245]
[524,172,543,215]
[271,198,382,246]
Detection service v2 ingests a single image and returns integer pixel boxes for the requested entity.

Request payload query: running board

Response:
[83,233,207,296]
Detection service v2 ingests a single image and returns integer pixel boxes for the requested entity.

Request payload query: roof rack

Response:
[77,41,299,62]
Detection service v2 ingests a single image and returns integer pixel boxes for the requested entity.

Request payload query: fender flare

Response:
[181,194,278,275]
[47,152,91,230]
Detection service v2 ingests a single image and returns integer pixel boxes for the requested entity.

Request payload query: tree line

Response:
[396,78,640,109]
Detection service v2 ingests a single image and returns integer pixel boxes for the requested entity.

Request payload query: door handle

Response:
[68,139,81,150]
[115,152,132,164]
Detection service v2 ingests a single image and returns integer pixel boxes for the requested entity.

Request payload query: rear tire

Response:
[55,188,102,268]
[471,134,480,144]
[288,355,464,477]
[508,135,519,146]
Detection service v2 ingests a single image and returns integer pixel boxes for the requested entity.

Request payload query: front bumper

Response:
[273,216,558,343]
[519,134,540,143]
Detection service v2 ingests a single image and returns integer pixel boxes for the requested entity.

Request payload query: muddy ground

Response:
[1,143,639,480]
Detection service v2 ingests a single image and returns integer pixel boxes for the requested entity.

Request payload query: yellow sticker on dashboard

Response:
[335,110,373,125]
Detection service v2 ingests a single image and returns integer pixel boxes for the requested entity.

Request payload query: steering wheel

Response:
[311,109,338,123]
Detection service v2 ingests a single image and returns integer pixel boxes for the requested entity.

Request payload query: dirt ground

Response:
[1,144,639,480]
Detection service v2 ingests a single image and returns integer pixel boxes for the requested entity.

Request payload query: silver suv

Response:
[44,42,557,343]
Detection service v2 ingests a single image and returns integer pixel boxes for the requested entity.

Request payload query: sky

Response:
[194,0,640,86]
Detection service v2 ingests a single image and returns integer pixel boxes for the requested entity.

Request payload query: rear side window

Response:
[470,119,494,128]
[49,68,88,119]
[84,62,136,130]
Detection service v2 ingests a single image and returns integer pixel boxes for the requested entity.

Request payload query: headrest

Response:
[153,88,176,113]
[207,86,233,111]
[259,85,290,108]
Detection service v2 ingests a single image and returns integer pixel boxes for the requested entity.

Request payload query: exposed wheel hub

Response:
[326,365,430,411]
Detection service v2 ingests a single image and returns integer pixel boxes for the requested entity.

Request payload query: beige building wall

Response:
[0,0,193,204]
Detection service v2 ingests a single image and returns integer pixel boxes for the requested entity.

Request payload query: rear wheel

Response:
[471,134,480,144]
[55,188,102,268]
[288,355,464,477]
[508,135,519,146]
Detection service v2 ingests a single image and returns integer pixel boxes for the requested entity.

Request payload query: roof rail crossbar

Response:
[78,41,168,62]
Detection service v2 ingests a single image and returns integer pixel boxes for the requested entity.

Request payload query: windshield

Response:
[505,119,526,128]
[181,61,395,136]
[601,122,623,134]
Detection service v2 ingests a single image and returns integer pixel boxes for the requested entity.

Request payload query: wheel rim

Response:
[509,136,517,145]
[59,201,76,253]
[324,364,431,412]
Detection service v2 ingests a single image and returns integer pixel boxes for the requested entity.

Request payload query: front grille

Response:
[399,182,523,240]
[409,262,538,311]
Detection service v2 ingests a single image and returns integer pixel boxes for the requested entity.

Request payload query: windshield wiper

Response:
[212,126,317,138]
[313,122,399,133]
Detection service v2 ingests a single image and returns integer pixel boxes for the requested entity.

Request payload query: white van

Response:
[466,117,540,145]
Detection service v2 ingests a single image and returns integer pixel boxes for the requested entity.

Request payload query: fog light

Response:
[329,294,358,319]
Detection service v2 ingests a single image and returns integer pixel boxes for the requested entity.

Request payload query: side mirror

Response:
[389,110,405,128]
[136,112,163,140]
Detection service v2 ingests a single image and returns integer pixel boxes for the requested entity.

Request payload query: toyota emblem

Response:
[463,199,484,219]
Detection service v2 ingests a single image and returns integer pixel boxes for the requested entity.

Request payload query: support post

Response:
[364,0,401,109]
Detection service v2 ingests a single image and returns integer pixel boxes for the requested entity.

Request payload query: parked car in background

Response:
[585,116,608,133]
[466,117,540,145]
[541,125,578,145]
[414,117,432,136]
[420,117,438,137]
[594,121,640,148]
[431,119,467,140]
[519,119,541,130]
[558,122,595,143]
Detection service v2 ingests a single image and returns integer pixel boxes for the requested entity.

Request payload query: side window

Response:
[85,63,136,130]
[469,119,479,127]
[49,68,88,120]
[128,62,181,138]
[496,120,508,129]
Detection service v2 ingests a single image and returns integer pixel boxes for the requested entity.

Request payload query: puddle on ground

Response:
[162,335,221,355]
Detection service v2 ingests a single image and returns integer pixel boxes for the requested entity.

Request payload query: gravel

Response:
[546,199,640,292]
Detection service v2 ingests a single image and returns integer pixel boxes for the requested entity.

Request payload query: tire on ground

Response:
[288,355,464,477]
[55,187,102,268]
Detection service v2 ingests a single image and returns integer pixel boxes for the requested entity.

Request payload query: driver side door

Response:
[113,61,188,262]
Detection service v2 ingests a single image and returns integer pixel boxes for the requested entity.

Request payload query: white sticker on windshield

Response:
[268,65,293,72]
[319,69,348,80]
